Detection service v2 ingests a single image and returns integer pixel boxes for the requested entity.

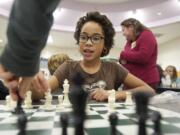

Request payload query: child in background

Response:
[163,65,180,88]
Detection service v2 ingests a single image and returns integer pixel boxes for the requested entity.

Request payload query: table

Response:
[156,87,180,94]
[0,101,180,135]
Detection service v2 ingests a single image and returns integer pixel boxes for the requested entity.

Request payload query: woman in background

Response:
[119,18,159,89]
[164,65,180,87]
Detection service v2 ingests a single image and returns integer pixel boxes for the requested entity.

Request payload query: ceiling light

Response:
[127,9,145,22]
[157,12,162,16]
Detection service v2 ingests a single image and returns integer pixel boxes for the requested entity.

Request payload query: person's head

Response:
[165,65,177,81]
[48,53,71,75]
[121,18,147,41]
[74,11,115,62]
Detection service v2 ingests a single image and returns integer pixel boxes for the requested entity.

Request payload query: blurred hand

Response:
[31,71,49,93]
[0,64,34,100]
[0,65,49,101]
[90,89,109,102]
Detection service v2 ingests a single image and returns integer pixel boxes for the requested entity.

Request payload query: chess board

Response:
[0,103,180,135]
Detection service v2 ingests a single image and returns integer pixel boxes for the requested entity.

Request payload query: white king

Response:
[62,79,71,107]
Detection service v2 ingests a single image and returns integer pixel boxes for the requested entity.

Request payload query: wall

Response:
[158,37,180,71]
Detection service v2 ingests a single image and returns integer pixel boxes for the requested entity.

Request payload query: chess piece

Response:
[133,92,150,135]
[60,113,68,135]
[125,91,133,105]
[5,95,17,111]
[13,90,24,114]
[69,72,88,135]
[24,91,32,109]
[44,90,53,110]
[17,113,27,135]
[57,95,64,110]
[5,95,12,110]
[62,79,71,107]
[109,112,118,135]
[151,111,162,135]
[108,89,116,113]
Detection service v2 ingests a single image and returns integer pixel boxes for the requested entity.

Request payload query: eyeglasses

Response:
[79,34,104,44]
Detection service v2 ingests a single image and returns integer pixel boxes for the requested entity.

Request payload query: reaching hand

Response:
[0,65,49,100]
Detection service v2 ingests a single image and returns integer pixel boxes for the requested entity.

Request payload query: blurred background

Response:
[0,0,180,77]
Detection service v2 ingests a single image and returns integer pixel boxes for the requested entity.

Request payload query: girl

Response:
[31,12,155,101]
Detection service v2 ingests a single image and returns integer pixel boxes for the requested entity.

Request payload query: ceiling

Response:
[0,0,180,50]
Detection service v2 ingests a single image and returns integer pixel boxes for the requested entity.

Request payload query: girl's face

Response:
[165,67,174,78]
[121,26,134,41]
[79,21,105,62]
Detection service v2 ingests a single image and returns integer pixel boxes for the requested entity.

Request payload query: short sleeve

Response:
[114,63,129,83]
[53,61,69,86]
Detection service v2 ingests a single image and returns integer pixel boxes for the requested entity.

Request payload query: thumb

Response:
[19,77,34,99]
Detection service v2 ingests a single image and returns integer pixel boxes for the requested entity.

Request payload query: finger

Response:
[91,89,99,96]
[94,93,101,100]
[37,72,49,91]
[19,78,33,98]
[10,89,18,101]
[33,76,43,91]
[6,80,19,90]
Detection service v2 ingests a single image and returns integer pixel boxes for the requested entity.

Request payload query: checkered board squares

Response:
[0,103,180,135]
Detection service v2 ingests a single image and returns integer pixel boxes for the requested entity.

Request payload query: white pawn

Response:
[5,95,11,111]
[5,95,16,111]
[108,89,116,113]
[24,91,32,109]
[45,90,52,107]
[125,91,133,105]
[41,89,54,110]
[62,79,71,107]
[57,95,64,110]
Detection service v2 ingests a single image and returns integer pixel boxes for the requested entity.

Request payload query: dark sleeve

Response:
[53,61,69,87]
[0,0,61,76]
[120,30,157,64]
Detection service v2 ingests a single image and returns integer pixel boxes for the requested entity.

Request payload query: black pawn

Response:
[69,73,88,135]
[151,111,162,135]
[133,92,150,135]
[17,113,27,135]
[109,113,118,135]
[14,90,24,114]
[60,113,68,135]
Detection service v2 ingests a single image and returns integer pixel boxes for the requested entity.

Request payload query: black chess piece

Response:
[60,113,68,135]
[17,113,27,135]
[109,112,118,135]
[151,111,162,135]
[133,91,151,135]
[69,72,88,135]
[13,89,24,114]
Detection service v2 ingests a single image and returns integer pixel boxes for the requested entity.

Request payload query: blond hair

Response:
[48,53,71,75]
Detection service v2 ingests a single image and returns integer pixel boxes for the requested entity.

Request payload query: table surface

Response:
[0,101,180,135]
[156,87,180,94]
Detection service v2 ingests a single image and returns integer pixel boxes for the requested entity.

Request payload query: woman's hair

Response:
[165,65,178,81]
[48,53,71,75]
[156,64,164,86]
[121,18,148,39]
[74,11,115,57]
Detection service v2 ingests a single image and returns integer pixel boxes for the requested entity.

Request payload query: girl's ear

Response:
[101,48,108,57]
